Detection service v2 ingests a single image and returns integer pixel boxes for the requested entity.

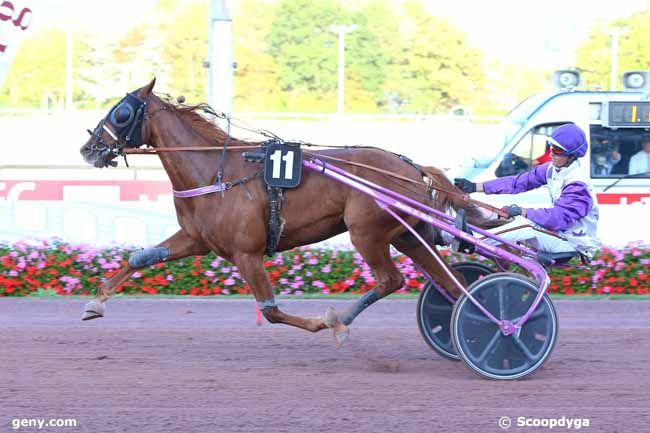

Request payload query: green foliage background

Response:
[2,0,649,114]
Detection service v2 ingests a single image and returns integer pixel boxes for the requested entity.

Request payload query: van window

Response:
[495,123,563,177]
[590,126,650,178]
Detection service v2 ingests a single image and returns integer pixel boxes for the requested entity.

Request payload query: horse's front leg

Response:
[234,252,328,333]
[82,229,209,320]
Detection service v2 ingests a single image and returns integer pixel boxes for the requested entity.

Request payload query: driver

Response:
[454,123,600,259]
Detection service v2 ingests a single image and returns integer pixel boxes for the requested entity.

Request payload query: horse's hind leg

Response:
[82,229,209,320]
[233,252,328,333]
[391,237,465,299]
[325,233,405,346]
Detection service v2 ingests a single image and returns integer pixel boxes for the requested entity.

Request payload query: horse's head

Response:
[80,78,157,168]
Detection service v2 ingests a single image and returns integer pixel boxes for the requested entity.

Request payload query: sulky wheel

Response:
[417,262,494,361]
[450,272,558,380]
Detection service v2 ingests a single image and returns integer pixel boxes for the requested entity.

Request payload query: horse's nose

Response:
[80,145,96,164]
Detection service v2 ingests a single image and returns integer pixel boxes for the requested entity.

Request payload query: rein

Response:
[124,145,509,218]
[302,151,508,218]
[124,145,259,153]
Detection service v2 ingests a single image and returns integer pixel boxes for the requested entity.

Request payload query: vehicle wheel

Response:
[417,261,493,361]
[450,273,558,380]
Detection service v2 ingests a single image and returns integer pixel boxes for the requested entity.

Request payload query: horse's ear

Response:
[138,78,156,98]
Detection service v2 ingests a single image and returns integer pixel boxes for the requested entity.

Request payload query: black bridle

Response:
[86,92,152,167]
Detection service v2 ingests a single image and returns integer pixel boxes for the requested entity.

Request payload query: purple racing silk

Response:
[483,163,551,194]
[483,162,594,231]
[526,183,593,231]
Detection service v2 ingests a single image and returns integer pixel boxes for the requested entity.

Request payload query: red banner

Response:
[596,193,650,205]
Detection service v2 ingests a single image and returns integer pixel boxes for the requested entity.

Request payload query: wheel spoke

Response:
[475,329,502,364]
[424,301,453,313]
[512,335,537,361]
[512,305,547,325]
[498,283,507,320]
[463,311,494,325]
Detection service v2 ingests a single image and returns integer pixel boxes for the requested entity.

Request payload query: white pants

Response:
[485,216,576,254]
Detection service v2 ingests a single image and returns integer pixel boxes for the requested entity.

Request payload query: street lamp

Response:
[607,27,628,91]
[328,24,357,115]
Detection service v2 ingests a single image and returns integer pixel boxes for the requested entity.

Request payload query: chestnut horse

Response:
[79,79,502,345]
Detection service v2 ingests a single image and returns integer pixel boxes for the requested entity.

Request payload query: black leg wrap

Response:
[259,299,280,323]
[340,291,379,326]
[128,246,170,268]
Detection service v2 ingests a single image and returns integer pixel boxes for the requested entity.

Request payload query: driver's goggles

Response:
[550,145,567,156]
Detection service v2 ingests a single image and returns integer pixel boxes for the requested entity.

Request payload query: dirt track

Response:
[1,298,649,433]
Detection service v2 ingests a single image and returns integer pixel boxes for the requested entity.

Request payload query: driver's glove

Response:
[501,204,523,218]
[453,178,477,194]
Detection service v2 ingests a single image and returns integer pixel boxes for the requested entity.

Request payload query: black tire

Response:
[417,261,494,361]
[450,273,558,380]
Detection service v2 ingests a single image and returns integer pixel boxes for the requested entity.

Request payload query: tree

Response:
[344,2,390,111]
[157,0,209,102]
[0,27,67,108]
[481,60,551,116]
[267,0,345,111]
[576,9,650,90]
[232,0,286,111]
[385,1,485,114]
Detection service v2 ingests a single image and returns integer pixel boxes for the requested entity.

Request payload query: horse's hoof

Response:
[324,306,340,328]
[333,324,350,348]
[82,300,104,321]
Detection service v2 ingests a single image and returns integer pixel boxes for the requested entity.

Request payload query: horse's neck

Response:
[151,110,237,191]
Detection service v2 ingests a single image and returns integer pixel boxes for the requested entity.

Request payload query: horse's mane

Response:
[158,97,257,146]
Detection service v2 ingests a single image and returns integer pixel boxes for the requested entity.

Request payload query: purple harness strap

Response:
[173,183,230,198]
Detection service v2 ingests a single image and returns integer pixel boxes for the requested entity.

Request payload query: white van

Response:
[456,71,650,246]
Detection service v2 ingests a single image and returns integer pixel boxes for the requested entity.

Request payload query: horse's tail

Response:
[420,166,506,229]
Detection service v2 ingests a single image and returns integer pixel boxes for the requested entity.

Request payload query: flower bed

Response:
[0,240,648,297]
